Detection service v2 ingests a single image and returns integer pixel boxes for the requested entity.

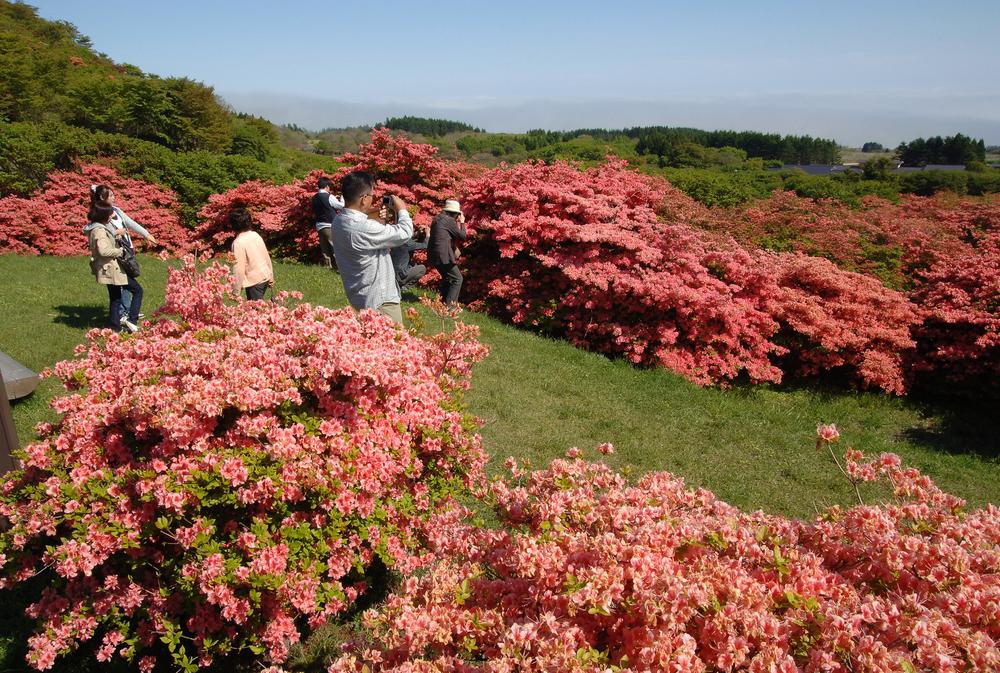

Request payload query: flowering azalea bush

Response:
[458,159,782,386]
[706,190,1000,392]
[909,226,1000,392]
[761,254,920,395]
[0,259,488,671]
[330,446,1000,673]
[706,191,1000,290]
[194,172,322,261]
[0,164,193,256]
[333,127,481,230]
[459,159,919,392]
[194,130,481,262]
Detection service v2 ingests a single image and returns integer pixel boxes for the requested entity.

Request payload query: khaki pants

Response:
[377,302,403,324]
[317,227,336,269]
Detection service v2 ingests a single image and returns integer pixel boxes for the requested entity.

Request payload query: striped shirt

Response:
[329,208,414,309]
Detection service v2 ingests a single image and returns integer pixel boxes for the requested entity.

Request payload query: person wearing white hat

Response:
[428,199,467,304]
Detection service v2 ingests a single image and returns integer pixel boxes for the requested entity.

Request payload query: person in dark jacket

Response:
[312,177,345,269]
[427,200,467,304]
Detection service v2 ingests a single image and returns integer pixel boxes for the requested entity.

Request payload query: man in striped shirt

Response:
[328,171,413,324]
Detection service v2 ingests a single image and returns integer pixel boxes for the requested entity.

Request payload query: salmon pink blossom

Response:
[0,259,487,671]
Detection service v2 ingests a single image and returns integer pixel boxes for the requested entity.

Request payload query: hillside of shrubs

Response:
[2,3,999,671]
[4,128,997,401]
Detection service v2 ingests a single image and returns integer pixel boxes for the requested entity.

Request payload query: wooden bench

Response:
[1,369,20,473]
[1,350,39,401]
[1,352,36,473]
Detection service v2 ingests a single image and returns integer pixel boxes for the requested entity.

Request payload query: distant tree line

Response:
[631,128,840,165]
[380,116,482,136]
[896,134,986,166]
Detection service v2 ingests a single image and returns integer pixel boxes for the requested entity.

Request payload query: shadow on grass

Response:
[746,371,1000,462]
[899,396,1000,462]
[51,304,107,330]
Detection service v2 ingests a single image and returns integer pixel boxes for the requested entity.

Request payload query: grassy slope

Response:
[0,254,997,520]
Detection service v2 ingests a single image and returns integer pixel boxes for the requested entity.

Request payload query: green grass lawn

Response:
[1,254,998,520]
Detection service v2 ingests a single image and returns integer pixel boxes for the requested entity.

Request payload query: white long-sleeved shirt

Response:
[329,208,413,309]
[111,207,152,242]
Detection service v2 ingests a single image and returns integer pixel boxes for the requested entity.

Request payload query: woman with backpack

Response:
[84,203,143,333]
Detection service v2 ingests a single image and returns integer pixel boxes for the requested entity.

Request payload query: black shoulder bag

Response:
[117,237,141,278]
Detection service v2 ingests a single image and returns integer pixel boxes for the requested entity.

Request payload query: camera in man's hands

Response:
[381,194,395,223]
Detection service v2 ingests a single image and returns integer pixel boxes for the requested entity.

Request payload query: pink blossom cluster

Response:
[330,448,1000,673]
[193,129,481,265]
[459,159,919,392]
[0,164,194,255]
[703,190,1000,391]
[705,191,991,288]
[193,170,325,261]
[908,225,1000,391]
[333,127,483,229]
[0,258,488,671]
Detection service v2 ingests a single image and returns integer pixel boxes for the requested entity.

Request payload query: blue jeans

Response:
[107,277,143,328]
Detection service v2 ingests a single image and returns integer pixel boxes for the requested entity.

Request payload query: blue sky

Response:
[28,1,1000,144]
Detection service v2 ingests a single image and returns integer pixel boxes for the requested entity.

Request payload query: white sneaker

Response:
[137,312,146,319]
[120,317,140,333]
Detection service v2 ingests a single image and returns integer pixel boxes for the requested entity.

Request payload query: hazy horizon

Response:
[27,0,1000,147]
[220,90,1000,147]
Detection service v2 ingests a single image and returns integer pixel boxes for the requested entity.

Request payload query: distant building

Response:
[769,163,975,175]
[769,164,841,176]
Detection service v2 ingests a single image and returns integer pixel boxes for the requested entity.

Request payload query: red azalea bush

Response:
[460,159,919,392]
[0,259,488,671]
[0,164,193,256]
[194,130,481,262]
[334,128,482,229]
[760,254,920,395]
[459,158,784,386]
[194,172,322,261]
[330,448,1000,673]
[909,227,1000,390]
[708,191,1000,290]
[707,190,1000,392]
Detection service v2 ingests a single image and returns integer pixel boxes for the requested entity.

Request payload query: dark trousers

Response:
[435,263,463,304]
[397,263,427,291]
[245,281,269,301]
[107,276,143,328]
